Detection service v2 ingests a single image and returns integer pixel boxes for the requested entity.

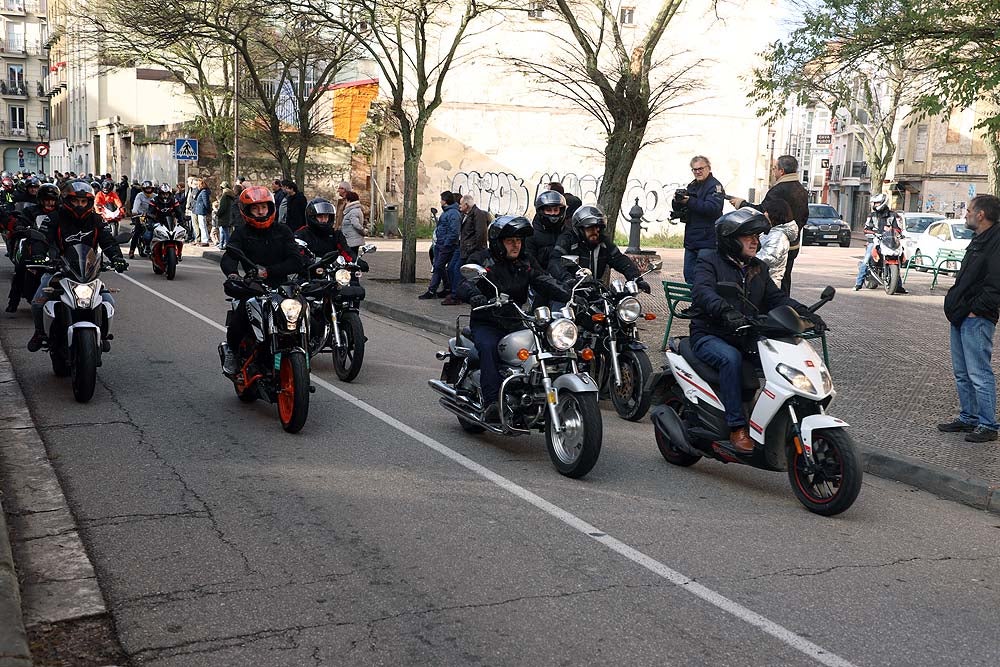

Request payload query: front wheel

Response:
[332,311,365,382]
[863,262,879,289]
[545,391,602,478]
[610,348,653,421]
[787,428,862,516]
[884,262,900,294]
[277,351,310,433]
[165,247,177,280]
[71,328,98,403]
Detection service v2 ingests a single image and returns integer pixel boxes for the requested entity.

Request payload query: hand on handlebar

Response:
[636,278,651,294]
[112,257,129,273]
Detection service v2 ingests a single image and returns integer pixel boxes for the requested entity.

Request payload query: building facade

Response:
[781,103,833,203]
[1,0,50,173]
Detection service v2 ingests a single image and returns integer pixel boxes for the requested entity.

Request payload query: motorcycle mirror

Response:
[360,243,377,254]
[820,286,836,301]
[575,268,592,279]
[114,232,131,244]
[430,207,439,215]
[717,282,741,299]
[460,263,486,280]
[294,238,309,248]
[561,255,580,265]
[648,260,663,272]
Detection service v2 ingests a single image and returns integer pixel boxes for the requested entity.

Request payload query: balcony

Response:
[0,39,42,56]
[44,71,65,96]
[0,121,29,139]
[848,161,870,179]
[0,79,29,97]
[0,0,25,15]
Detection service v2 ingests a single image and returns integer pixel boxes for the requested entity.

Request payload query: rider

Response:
[219,186,304,375]
[5,184,59,312]
[548,205,650,293]
[295,198,353,262]
[95,179,126,228]
[26,180,128,352]
[458,216,571,422]
[689,208,826,453]
[855,193,906,292]
[147,183,184,228]
[13,176,40,213]
[128,180,157,258]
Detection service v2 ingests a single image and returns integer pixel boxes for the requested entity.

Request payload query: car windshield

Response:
[951,224,974,240]
[905,216,944,233]
[809,205,838,219]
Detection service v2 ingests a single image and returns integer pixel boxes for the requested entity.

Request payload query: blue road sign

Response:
[175,138,199,162]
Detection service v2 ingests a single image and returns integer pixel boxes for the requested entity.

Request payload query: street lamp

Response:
[35,121,47,175]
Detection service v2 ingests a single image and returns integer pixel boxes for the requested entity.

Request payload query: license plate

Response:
[823,234,838,239]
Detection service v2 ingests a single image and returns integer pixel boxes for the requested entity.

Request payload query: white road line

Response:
[119,272,858,667]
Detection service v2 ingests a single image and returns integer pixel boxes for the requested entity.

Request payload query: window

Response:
[527,1,545,18]
[913,124,928,162]
[896,125,909,162]
[620,7,635,25]
[7,64,24,90]
[9,105,25,134]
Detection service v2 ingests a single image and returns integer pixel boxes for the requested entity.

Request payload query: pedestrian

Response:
[185,177,199,242]
[281,179,307,231]
[419,191,460,300]
[444,193,492,305]
[341,191,366,257]
[193,178,212,246]
[335,180,352,230]
[117,174,129,208]
[673,155,725,283]
[216,181,235,248]
[729,155,809,295]
[271,179,286,211]
[938,194,1000,442]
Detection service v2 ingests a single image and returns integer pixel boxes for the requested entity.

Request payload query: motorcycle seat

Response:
[677,337,759,392]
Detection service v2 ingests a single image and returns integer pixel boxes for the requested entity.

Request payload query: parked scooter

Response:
[648,284,862,515]
[149,214,186,280]
[428,264,603,478]
[861,230,906,294]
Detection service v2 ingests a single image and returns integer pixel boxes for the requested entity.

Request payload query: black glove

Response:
[636,278,651,294]
[721,308,749,331]
[356,259,370,272]
[469,294,490,308]
[113,257,129,273]
[806,311,828,334]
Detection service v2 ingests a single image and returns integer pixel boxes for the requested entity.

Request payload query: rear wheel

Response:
[165,247,177,280]
[70,328,98,403]
[610,348,653,421]
[277,351,310,433]
[654,396,701,466]
[884,263,900,294]
[787,428,862,516]
[545,391,602,478]
[332,311,365,382]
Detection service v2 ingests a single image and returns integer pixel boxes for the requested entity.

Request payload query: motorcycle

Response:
[428,264,603,478]
[100,201,124,236]
[568,257,661,421]
[30,237,130,403]
[149,214,186,280]
[299,243,376,382]
[862,229,906,294]
[9,227,50,309]
[648,283,862,515]
[129,215,153,258]
[218,246,313,433]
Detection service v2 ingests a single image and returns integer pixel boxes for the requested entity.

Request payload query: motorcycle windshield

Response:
[61,244,101,281]
[882,232,900,250]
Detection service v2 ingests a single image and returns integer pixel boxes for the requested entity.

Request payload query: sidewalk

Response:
[258,240,999,515]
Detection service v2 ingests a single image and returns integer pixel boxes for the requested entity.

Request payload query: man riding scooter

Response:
[688,208,826,452]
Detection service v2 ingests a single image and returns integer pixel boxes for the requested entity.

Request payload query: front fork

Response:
[328,299,344,348]
[540,359,564,433]
[787,403,816,467]
[608,337,622,387]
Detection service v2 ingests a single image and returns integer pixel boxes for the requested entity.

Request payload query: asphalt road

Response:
[1,254,998,666]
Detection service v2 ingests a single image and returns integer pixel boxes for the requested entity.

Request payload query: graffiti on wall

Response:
[450,170,531,218]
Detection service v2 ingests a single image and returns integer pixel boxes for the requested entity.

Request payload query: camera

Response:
[673,188,689,201]
[669,188,690,223]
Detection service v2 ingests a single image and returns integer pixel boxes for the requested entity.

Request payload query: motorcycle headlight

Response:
[72,282,96,308]
[280,298,303,330]
[334,269,352,286]
[776,363,817,395]
[616,297,642,323]
[174,227,187,239]
[820,368,833,394]
[546,318,578,351]
[154,227,169,239]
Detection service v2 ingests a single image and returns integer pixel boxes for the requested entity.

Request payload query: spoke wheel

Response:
[787,428,862,516]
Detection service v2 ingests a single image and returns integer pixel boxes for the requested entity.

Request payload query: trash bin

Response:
[383,205,399,237]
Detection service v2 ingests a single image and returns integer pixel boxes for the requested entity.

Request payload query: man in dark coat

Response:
[280,180,308,231]
[673,156,725,283]
[443,193,491,305]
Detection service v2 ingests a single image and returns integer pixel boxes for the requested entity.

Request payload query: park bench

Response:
[904,248,965,288]
[659,280,831,369]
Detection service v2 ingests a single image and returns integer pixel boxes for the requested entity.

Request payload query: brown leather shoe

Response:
[729,426,754,453]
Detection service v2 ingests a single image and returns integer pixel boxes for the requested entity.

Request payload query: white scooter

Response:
[648,284,862,515]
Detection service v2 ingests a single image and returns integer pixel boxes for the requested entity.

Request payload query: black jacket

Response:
[689,249,796,345]
[524,215,565,269]
[459,249,570,331]
[116,179,129,205]
[147,198,183,225]
[285,192,308,232]
[565,192,583,221]
[221,223,304,287]
[944,223,1000,325]
[677,174,725,250]
[548,231,640,282]
[294,225,352,262]
[459,205,491,258]
[40,210,124,262]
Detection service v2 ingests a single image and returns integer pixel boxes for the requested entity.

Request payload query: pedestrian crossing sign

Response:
[174,138,199,162]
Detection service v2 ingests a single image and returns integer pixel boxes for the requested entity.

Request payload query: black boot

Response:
[26,330,46,352]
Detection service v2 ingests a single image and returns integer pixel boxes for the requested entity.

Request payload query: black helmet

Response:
[37,183,60,212]
[100,179,114,193]
[534,190,567,231]
[571,205,607,246]
[90,180,100,193]
[488,215,533,260]
[715,207,769,261]
[61,179,96,220]
[25,176,40,189]
[305,197,336,235]
[141,179,154,192]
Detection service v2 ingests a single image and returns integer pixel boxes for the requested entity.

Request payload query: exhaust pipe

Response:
[437,397,505,435]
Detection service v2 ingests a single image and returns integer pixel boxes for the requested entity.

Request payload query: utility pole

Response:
[233,48,240,184]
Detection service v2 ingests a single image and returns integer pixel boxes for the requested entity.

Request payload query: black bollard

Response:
[625,197,645,254]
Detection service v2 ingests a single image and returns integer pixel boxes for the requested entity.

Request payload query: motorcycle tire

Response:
[70,328,98,403]
[152,262,163,275]
[610,348,653,422]
[863,264,878,290]
[277,351,310,433]
[166,247,177,280]
[787,427,862,516]
[545,391,602,479]
[332,311,365,382]
[883,263,900,295]
[654,397,701,466]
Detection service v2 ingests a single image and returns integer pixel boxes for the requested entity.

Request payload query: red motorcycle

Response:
[149,214,187,280]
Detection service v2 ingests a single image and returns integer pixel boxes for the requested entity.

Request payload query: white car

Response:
[899,212,946,235]
[904,220,974,270]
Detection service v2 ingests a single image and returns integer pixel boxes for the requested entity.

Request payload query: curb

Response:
[201,249,1000,516]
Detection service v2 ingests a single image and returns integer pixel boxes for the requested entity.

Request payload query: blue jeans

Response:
[219,226,231,248]
[950,316,998,430]
[471,323,505,405]
[692,335,746,428]
[428,245,454,293]
[856,242,874,286]
[684,248,709,284]
[448,251,464,297]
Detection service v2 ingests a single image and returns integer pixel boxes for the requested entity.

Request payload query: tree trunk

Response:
[398,123,424,284]
[597,125,645,240]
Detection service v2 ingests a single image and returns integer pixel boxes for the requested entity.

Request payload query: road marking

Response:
[118,272,857,667]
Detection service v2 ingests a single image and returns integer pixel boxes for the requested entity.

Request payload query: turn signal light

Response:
[591,313,606,322]
[644,313,657,321]
[580,348,595,361]
[517,348,531,361]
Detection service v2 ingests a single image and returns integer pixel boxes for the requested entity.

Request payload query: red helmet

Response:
[61,179,96,220]
[238,186,275,229]
[1,177,13,191]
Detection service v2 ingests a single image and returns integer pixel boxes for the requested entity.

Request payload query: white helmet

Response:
[871,193,889,211]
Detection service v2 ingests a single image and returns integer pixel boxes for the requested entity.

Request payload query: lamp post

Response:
[35,121,48,175]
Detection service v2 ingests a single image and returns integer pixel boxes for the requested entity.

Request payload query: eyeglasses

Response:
[691,166,707,173]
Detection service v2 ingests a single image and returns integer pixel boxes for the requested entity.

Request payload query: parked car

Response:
[802,204,851,247]
[904,220,974,270]
[899,212,946,235]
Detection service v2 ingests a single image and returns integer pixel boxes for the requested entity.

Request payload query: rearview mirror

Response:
[575,267,592,279]
[820,285,836,301]
[717,282,741,299]
[431,207,439,215]
[560,255,579,266]
[648,260,663,272]
[294,238,309,248]
[360,243,377,255]
[460,263,486,280]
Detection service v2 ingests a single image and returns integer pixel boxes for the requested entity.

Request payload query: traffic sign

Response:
[969,184,977,198]
[17,148,24,158]
[35,144,48,157]
[18,158,24,168]
[174,138,199,162]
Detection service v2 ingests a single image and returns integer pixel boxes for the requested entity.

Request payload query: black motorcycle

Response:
[219,246,312,433]
[299,243,376,382]
[129,215,153,257]
[8,227,49,310]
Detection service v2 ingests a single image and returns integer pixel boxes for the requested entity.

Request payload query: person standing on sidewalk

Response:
[419,191,460,300]
[938,194,1000,443]
[443,193,491,305]
[673,155,725,283]
[341,191,366,258]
